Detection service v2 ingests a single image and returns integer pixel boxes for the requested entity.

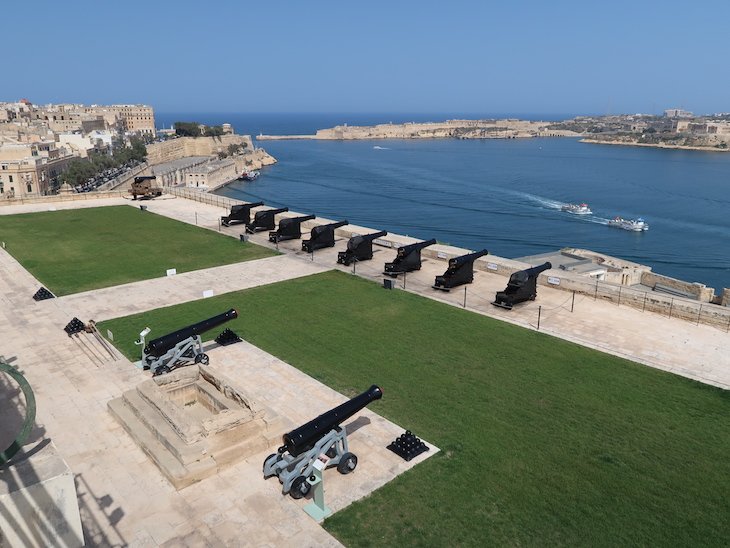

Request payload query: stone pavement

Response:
[55,255,327,322]
[1,192,728,546]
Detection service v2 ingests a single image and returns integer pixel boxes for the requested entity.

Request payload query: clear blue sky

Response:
[4,0,728,115]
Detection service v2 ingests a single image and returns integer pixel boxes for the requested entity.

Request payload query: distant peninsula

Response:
[257,119,578,141]
[257,112,730,152]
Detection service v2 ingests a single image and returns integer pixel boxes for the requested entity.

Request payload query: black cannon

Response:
[268,214,316,243]
[221,202,264,227]
[301,220,349,253]
[137,308,238,375]
[337,230,388,266]
[245,207,289,233]
[433,249,489,291]
[492,262,552,310]
[263,385,383,498]
[384,238,437,277]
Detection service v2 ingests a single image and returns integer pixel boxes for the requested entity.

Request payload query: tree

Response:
[203,125,225,137]
[174,121,202,137]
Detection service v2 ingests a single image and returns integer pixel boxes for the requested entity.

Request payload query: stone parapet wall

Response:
[0,190,127,206]
[641,271,715,302]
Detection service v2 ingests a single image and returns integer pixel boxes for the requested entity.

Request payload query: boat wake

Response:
[516,192,565,210]
[586,217,611,225]
[373,146,390,150]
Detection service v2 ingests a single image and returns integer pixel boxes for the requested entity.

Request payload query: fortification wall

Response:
[146,135,254,165]
[640,271,715,302]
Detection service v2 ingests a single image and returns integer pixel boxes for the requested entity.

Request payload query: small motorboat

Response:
[608,217,649,231]
[238,170,260,181]
[561,203,593,215]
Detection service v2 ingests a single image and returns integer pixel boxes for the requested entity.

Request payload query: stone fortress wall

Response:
[146,135,277,170]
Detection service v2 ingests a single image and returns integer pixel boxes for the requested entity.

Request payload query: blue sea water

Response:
[158,113,730,290]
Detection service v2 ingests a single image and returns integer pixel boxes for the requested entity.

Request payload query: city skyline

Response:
[4,0,729,114]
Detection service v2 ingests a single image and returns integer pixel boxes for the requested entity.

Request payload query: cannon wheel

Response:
[290,476,311,499]
[262,453,277,477]
[153,365,171,377]
[337,452,358,474]
[195,353,210,365]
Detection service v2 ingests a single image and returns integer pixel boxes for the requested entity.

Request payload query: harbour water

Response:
[159,113,730,291]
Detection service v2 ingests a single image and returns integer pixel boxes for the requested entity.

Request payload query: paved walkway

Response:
[56,255,327,322]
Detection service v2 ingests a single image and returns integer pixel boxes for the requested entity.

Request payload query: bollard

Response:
[669,298,674,319]
[537,305,542,330]
[303,458,332,521]
[463,286,467,308]
[571,290,575,312]
[617,286,622,307]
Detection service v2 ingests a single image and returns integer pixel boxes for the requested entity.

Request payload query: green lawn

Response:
[0,206,276,295]
[99,271,729,547]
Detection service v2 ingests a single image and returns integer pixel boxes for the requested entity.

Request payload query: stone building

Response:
[0,142,73,196]
[185,159,237,190]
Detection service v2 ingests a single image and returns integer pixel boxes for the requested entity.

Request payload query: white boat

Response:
[608,216,649,231]
[561,203,593,215]
[238,170,260,181]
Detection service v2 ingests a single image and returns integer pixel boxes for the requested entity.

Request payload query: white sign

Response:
[166,268,177,277]
[486,262,499,271]
[202,289,214,298]
[48,206,56,211]
[373,239,393,248]
[437,251,448,259]
[107,330,114,341]
[547,276,561,286]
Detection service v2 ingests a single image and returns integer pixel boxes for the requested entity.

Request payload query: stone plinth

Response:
[108,365,288,490]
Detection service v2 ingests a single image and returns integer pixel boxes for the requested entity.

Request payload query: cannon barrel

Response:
[279,214,316,229]
[312,220,349,234]
[396,238,437,258]
[282,385,383,457]
[434,248,489,289]
[258,207,289,217]
[302,220,349,252]
[221,202,264,226]
[348,230,388,250]
[338,231,388,265]
[145,309,238,358]
[247,207,290,232]
[270,215,317,242]
[512,261,552,282]
[384,238,437,274]
[447,249,489,269]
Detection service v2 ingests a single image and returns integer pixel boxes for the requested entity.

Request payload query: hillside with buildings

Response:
[0,100,276,198]
[549,109,730,151]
